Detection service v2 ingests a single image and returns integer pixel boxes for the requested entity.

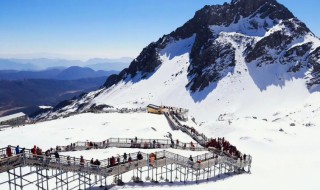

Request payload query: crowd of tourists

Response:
[206,137,247,160]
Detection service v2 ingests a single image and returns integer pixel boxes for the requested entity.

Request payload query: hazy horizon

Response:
[0,54,134,62]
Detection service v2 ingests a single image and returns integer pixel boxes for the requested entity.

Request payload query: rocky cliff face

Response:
[104,0,320,92]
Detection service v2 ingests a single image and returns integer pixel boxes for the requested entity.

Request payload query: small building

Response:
[0,112,27,126]
[147,104,163,114]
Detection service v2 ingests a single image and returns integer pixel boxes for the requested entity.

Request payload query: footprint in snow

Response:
[240,137,250,140]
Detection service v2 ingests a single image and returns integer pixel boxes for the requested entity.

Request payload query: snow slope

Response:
[1,110,320,190]
[0,113,195,150]
[54,29,320,124]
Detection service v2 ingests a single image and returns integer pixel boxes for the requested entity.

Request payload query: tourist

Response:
[117,156,120,165]
[130,139,134,147]
[15,145,20,155]
[6,145,12,157]
[67,156,71,166]
[80,156,85,166]
[123,152,127,162]
[94,159,101,166]
[137,151,143,160]
[109,156,115,167]
[128,154,132,163]
[152,140,156,148]
[188,155,194,167]
[54,151,60,163]
[189,155,193,162]
[31,145,37,155]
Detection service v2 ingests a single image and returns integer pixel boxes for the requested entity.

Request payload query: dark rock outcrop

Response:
[307,47,320,88]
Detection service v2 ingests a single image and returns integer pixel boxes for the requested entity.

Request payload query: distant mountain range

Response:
[0,77,108,117]
[0,66,119,117]
[0,66,118,80]
[0,57,132,71]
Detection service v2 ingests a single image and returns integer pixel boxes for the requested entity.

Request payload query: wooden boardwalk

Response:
[0,141,252,190]
[0,111,252,189]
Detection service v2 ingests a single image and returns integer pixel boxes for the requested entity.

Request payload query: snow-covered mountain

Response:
[41,0,320,122]
[2,1,320,189]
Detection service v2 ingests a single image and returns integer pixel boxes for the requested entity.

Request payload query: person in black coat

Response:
[54,151,60,163]
[123,152,127,162]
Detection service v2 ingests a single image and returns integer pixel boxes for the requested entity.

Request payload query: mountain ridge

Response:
[103,0,319,92]
[0,58,131,71]
[0,66,118,81]
[40,0,320,120]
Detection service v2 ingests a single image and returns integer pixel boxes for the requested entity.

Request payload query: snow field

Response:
[1,110,320,189]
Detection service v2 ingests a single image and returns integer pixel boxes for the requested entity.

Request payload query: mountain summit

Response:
[41,0,320,120]
[104,0,319,92]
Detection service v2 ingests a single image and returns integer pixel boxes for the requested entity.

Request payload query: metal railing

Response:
[0,145,252,174]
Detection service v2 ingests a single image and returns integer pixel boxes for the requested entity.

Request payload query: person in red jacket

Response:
[31,145,37,155]
[110,156,116,167]
[6,145,12,157]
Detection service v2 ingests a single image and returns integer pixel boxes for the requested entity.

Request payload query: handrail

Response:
[0,145,252,173]
[55,137,203,153]
[1,134,252,173]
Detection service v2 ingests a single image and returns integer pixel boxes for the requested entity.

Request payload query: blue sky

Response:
[0,0,319,60]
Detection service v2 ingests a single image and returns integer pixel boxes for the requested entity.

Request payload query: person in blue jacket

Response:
[15,145,20,154]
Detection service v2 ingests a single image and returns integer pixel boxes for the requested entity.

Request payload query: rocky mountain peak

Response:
[231,0,293,20]
[103,0,319,93]
[231,0,276,6]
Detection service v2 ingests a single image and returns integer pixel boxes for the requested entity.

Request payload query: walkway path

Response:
[0,110,252,189]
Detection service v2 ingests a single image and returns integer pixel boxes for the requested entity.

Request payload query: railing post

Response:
[23,152,26,165]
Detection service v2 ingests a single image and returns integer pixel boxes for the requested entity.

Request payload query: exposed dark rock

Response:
[89,104,113,111]
[245,18,311,67]
[53,100,74,112]
[307,47,320,88]
[187,41,236,92]
[127,43,161,77]
[246,31,293,64]
[103,43,162,88]
[76,103,89,112]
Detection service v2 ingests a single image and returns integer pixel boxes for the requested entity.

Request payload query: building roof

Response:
[147,104,161,110]
[0,112,26,123]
